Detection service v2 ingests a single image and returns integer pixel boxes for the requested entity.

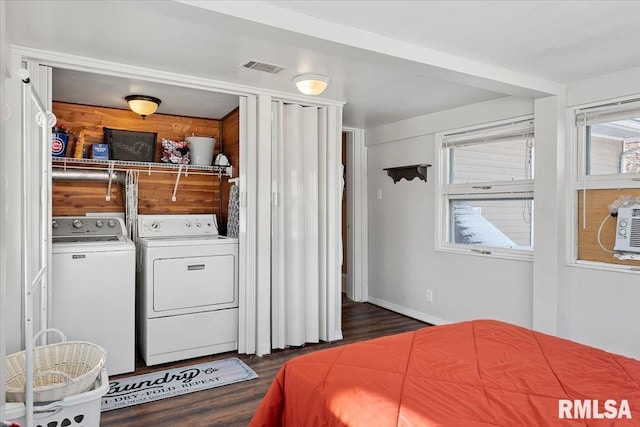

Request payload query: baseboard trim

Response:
[367,296,451,326]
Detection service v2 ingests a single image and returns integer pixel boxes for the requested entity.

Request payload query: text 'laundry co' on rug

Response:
[101,358,258,412]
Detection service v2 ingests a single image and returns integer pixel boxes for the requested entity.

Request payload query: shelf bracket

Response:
[105,161,115,201]
[383,164,431,183]
[171,164,184,202]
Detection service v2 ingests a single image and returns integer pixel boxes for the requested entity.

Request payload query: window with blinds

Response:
[440,118,535,253]
[576,99,640,177]
[573,98,640,267]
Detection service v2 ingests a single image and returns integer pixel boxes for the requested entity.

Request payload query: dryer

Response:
[137,214,239,366]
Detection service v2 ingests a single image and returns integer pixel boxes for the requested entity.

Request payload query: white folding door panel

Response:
[271,102,342,349]
[271,101,285,349]
[238,95,258,355]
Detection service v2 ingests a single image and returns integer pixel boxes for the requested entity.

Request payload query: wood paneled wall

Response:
[51,103,240,231]
[577,189,640,266]
[53,102,221,162]
[52,168,219,216]
[220,108,240,175]
[218,108,240,234]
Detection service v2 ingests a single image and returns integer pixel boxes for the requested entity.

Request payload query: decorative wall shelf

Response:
[383,164,431,183]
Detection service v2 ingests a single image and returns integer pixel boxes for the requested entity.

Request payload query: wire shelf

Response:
[52,157,232,176]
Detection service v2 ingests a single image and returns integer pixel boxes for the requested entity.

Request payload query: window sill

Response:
[567,260,640,275]
[436,245,533,262]
[576,174,640,190]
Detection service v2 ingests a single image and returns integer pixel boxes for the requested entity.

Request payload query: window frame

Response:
[570,97,640,271]
[435,116,535,260]
[575,98,640,189]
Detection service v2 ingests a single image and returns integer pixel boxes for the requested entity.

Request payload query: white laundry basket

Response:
[6,368,109,427]
[5,329,106,403]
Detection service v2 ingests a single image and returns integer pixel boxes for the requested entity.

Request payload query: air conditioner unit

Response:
[613,205,640,253]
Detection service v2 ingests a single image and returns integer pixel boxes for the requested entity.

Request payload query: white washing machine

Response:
[137,214,239,366]
[51,216,136,376]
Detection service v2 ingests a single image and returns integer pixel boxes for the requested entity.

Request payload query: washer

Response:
[51,216,136,376]
[137,214,239,366]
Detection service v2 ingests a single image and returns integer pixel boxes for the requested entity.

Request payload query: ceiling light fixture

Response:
[125,95,161,119]
[292,74,330,96]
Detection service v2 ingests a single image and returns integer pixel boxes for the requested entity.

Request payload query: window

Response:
[576,99,640,179]
[439,118,534,255]
[573,98,640,267]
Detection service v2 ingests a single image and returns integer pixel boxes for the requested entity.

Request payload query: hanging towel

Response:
[125,170,139,242]
[227,183,240,238]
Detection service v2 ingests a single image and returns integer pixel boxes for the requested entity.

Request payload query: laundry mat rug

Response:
[101,358,258,411]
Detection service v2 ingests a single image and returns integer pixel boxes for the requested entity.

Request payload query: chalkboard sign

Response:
[104,127,157,162]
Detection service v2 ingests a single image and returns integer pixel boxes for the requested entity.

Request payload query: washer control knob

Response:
[96,220,104,228]
[150,221,160,231]
[52,220,59,229]
[620,221,627,228]
[72,219,83,229]
[108,219,116,228]
[195,222,202,228]
[185,222,192,228]
[619,229,627,236]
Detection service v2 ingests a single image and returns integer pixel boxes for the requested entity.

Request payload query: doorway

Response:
[342,132,348,294]
[343,128,367,303]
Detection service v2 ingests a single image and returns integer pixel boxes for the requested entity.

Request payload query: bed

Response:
[249,319,640,426]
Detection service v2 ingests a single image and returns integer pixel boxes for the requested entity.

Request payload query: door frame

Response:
[343,127,368,302]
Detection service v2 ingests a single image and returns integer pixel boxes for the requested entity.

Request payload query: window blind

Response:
[443,118,534,148]
[575,98,640,127]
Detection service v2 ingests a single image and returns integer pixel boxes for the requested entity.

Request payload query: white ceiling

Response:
[52,69,239,120]
[6,1,640,128]
[267,0,640,83]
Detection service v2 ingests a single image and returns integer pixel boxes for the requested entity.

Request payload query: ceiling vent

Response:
[241,59,286,74]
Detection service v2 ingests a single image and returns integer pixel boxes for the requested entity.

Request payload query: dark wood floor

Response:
[101,300,429,427]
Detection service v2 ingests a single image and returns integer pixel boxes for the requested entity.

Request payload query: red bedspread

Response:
[249,320,640,426]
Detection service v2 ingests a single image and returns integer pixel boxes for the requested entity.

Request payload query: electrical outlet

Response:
[426,289,433,303]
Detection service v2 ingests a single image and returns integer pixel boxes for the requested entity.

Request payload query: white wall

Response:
[2,48,22,357]
[367,96,535,328]
[564,268,640,357]
[366,70,640,359]
[566,65,640,108]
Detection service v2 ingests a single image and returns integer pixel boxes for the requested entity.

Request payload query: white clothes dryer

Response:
[136,214,239,366]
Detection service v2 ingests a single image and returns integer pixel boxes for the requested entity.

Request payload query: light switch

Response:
[377,189,383,200]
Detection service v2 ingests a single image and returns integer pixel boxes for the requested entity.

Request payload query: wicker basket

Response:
[5,329,107,403]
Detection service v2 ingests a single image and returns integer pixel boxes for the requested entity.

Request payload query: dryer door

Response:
[153,254,236,314]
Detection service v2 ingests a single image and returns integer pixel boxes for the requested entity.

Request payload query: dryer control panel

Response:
[138,214,219,238]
